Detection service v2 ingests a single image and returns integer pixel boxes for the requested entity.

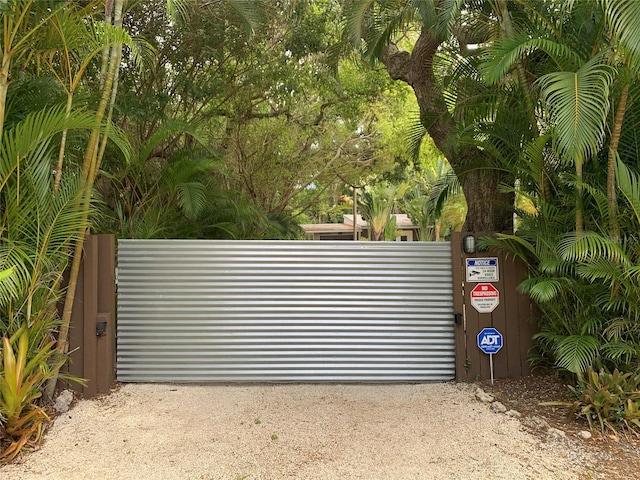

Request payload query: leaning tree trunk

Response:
[382,29,513,233]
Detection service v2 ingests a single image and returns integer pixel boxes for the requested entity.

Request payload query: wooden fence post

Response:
[59,234,116,398]
[453,232,534,381]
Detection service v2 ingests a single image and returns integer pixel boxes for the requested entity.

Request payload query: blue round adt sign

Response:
[477,328,503,354]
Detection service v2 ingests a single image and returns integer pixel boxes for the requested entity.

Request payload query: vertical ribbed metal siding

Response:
[117,240,454,382]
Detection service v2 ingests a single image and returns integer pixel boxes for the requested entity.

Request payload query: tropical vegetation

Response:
[3,0,640,460]
[343,0,640,431]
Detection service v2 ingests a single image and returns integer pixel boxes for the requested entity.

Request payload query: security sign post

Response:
[477,327,503,385]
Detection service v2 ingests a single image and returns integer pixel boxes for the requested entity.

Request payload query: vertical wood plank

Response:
[451,233,467,381]
[67,264,84,394]
[82,236,99,398]
[461,235,486,381]
[517,259,535,375]
[502,250,522,377]
[490,251,508,378]
[96,235,116,393]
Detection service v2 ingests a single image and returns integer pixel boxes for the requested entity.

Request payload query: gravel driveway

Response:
[2,382,595,479]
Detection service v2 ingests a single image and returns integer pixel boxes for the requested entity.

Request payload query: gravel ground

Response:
[1,382,596,480]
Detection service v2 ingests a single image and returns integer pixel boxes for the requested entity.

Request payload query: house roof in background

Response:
[343,214,417,229]
[301,214,418,234]
[299,223,360,233]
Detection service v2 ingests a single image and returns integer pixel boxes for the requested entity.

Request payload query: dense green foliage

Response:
[0,0,110,460]
[343,0,640,429]
[0,0,424,460]
[472,1,640,387]
[99,0,407,237]
[3,1,640,458]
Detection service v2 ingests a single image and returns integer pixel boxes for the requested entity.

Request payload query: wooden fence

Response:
[451,232,535,381]
[58,234,116,398]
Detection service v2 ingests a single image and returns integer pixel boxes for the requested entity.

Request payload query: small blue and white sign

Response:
[466,257,499,282]
[477,327,503,354]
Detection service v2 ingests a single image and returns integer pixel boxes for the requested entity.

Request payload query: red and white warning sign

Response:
[470,283,499,313]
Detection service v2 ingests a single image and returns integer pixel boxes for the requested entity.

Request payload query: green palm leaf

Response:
[558,232,627,264]
[554,334,599,374]
[176,182,207,219]
[615,158,640,224]
[601,341,640,365]
[599,0,640,62]
[519,276,570,303]
[482,33,582,85]
[537,56,613,163]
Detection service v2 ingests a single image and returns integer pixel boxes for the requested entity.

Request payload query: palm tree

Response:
[45,0,131,400]
[483,0,640,236]
[359,181,408,241]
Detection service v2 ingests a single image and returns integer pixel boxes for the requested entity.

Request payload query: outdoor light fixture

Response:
[463,234,476,254]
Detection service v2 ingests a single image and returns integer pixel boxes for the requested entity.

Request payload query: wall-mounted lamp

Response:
[463,234,476,254]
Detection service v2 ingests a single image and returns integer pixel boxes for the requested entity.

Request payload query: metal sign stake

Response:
[490,353,494,385]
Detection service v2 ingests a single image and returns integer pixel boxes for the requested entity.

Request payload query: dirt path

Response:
[2,383,596,480]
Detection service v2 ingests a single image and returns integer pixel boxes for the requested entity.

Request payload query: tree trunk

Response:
[461,169,513,233]
[381,29,514,233]
[0,52,11,142]
[607,83,629,239]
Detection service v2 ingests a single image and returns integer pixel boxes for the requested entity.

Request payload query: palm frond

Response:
[478,233,536,265]
[615,157,640,224]
[344,0,372,45]
[558,231,627,264]
[0,267,21,303]
[176,182,207,219]
[0,106,98,187]
[519,276,570,302]
[600,341,640,365]
[575,257,625,287]
[225,0,266,39]
[599,0,640,62]
[166,0,190,22]
[436,0,466,38]
[554,334,600,374]
[482,33,582,85]
[137,118,202,164]
[429,170,461,218]
[537,56,613,163]
[405,113,426,163]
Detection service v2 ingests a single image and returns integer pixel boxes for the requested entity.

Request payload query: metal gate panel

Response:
[117,240,455,382]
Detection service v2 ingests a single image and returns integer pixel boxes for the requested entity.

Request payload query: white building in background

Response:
[301,214,419,241]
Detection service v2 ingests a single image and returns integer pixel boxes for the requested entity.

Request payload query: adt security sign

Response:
[477,328,503,354]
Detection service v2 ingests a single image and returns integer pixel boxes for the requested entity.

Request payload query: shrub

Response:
[568,369,640,434]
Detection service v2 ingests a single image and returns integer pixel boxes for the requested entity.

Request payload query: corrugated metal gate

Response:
[117,240,455,382]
